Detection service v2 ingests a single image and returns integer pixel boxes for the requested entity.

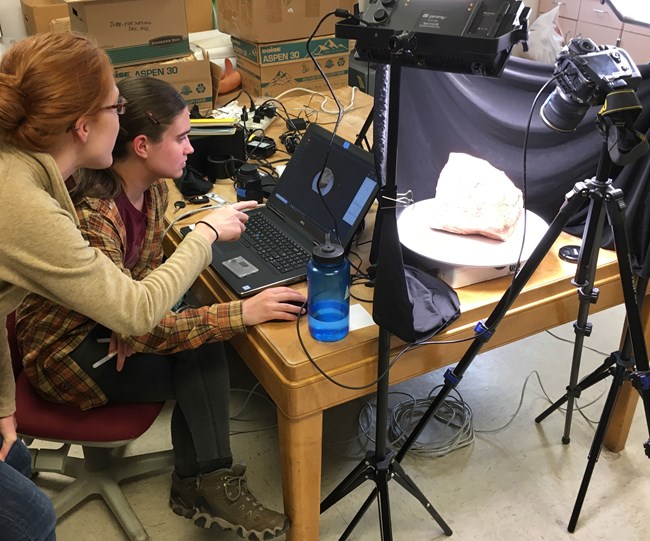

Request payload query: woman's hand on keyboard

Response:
[242,287,308,326]
[194,201,258,242]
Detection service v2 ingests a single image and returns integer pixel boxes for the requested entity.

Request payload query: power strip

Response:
[210,102,277,134]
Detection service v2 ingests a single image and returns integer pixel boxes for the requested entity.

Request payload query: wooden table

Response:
[164,87,642,541]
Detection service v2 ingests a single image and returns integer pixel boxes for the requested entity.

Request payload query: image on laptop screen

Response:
[267,124,378,246]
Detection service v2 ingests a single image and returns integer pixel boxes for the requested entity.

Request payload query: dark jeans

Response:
[0,437,56,541]
[71,325,232,477]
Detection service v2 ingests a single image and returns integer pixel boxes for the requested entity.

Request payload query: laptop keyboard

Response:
[240,213,312,274]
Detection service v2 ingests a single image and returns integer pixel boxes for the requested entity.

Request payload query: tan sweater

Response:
[0,144,213,418]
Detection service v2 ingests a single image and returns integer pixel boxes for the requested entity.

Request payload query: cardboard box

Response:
[20,0,68,35]
[65,0,190,67]
[49,17,71,33]
[348,55,376,96]
[209,61,223,102]
[185,0,214,33]
[232,35,349,97]
[217,0,356,43]
[113,46,213,114]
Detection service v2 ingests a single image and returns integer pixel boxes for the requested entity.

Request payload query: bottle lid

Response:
[237,163,260,180]
[312,242,345,265]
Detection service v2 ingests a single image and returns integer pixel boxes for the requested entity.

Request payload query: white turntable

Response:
[397,199,549,288]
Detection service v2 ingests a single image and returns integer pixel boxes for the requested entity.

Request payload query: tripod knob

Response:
[374,8,389,23]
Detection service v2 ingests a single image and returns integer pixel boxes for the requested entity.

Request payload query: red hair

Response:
[0,33,115,152]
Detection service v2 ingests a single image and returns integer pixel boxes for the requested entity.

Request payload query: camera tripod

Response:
[534,273,647,444]
[321,60,650,538]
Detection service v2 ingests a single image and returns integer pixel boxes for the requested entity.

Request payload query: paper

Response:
[349,303,375,331]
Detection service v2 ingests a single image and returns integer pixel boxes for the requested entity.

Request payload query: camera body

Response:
[541,38,641,132]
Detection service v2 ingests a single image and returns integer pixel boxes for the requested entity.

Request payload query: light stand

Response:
[321,2,530,538]
[320,59,453,540]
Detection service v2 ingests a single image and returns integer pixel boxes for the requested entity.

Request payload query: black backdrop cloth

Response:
[372,57,650,279]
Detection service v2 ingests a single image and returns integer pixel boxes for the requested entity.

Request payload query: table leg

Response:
[278,410,323,541]
[603,380,639,452]
[603,294,650,452]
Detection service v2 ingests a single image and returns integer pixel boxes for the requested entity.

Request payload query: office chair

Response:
[6,312,174,541]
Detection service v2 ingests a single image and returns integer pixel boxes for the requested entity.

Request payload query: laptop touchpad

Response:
[223,256,259,278]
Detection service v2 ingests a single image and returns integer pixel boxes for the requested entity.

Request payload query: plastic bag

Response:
[512,7,564,64]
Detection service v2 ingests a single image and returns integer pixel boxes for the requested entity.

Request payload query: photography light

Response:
[605,0,650,28]
[336,0,530,77]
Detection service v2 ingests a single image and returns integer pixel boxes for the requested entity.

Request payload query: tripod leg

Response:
[606,190,650,437]
[533,185,609,442]
[568,355,630,532]
[391,462,453,535]
[354,106,373,149]
[320,457,375,513]
[377,467,393,541]
[535,352,618,423]
[338,489,377,541]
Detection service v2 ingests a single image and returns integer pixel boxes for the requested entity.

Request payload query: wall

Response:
[0,0,28,38]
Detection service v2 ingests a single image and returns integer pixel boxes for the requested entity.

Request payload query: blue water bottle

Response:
[307,239,350,342]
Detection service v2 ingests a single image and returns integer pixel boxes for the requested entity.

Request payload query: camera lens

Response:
[540,89,590,133]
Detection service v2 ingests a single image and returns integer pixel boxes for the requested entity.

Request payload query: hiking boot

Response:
[169,465,290,540]
[169,472,198,519]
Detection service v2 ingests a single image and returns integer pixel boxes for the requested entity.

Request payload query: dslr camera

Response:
[541,37,641,133]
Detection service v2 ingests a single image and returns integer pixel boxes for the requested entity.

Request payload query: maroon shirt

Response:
[115,190,149,269]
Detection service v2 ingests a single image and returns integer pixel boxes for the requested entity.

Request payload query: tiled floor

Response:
[34,304,650,540]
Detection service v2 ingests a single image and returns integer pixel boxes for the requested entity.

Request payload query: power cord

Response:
[229,382,279,436]
[388,387,474,457]
[324,329,611,460]
[296,305,416,391]
[280,130,302,154]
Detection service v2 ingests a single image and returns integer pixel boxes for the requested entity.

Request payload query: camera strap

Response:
[598,89,649,166]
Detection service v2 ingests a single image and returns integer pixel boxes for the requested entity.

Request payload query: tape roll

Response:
[207,153,236,180]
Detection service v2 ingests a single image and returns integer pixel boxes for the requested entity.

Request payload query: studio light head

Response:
[540,38,641,133]
[335,0,530,77]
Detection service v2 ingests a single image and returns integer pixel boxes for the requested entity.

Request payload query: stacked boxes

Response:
[20,0,69,35]
[185,0,214,33]
[217,0,355,97]
[233,36,349,98]
[63,0,213,114]
[113,45,213,114]
[216,0,353,43]
[66,0,190,66]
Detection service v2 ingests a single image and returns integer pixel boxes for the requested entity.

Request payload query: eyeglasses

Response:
[101,95,128,115]
[66,96,128,132]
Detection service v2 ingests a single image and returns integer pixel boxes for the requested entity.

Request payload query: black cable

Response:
[222,89,256,110]
[480,74,560,331]
[296,307,415,390]
[306,11,345,245]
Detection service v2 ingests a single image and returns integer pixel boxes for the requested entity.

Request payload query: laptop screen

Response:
[267,123,378,246]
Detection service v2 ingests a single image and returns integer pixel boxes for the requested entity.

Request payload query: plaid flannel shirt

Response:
[16,179,245,410]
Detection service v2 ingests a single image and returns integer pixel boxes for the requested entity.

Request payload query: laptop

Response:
[196,123,379,297]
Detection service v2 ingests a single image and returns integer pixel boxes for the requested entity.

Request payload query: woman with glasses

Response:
[0,33,255,541]
[16,76,305,540]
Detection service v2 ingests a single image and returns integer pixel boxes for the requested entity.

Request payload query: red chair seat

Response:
[14,372,164,443]
[7,312,173,540]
